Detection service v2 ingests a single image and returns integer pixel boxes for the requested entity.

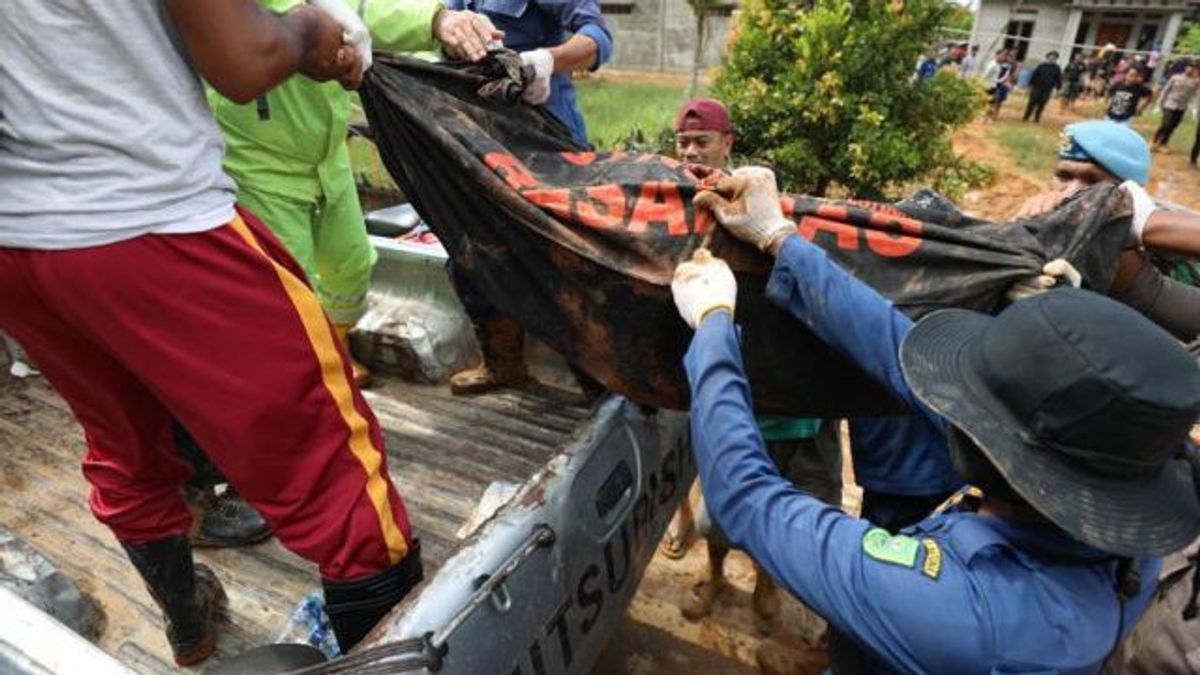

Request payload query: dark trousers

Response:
[1154,108,1187,146]
[1023,88,1052,122]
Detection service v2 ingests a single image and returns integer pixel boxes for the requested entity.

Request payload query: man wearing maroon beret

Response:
[665,98,842,675]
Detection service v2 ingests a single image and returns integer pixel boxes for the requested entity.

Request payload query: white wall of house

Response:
[603,0,734,72]
[973,0,1196,77]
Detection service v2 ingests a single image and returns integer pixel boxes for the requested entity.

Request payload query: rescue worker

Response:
[1015,120,1200,342]
[444,0,614,395]
[210,0,501,386]
[1,0,417,664]
[664,100,843,649]
[443,0,612,147]
[189,0,499,548]
[671,166,1200,673]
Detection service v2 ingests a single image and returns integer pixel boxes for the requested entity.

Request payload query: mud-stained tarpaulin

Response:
[359,53,1132,417]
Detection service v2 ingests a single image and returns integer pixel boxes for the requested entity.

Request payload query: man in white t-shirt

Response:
[0,0,421,665]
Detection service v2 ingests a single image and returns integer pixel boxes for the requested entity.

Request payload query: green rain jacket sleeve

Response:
[360,0,442,52]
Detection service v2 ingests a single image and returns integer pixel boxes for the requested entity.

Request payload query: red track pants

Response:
[0,210,411,580]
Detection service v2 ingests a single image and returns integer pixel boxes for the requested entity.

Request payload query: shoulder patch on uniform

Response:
[862,528,919,568]
[921,538,942,580]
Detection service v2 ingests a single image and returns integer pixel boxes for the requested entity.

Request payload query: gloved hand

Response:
[1005,258,1083,303]
[693,167,795,252]
[434,9,504,62]
[671,249,737,329]
[307,0,372,71]
[520,49,554,105]
[1120,180,1157,247]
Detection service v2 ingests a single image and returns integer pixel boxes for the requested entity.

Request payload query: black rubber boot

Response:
[323,540,424,653]
[186,485,272,548]
[122,536,226,667]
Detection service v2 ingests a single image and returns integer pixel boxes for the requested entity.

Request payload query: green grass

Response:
[575,77,691,150]
[1133,109,1199,156]
[988,121,1062,179]
[984,93,1199,184]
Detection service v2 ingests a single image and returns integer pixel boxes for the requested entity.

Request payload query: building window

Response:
[1136,23,1160,51]
[1004,19,1035,62]
[600,0,634,15]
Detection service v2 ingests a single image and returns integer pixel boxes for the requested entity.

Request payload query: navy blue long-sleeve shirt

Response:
[444,0,612,145]
[683,235,1159,674]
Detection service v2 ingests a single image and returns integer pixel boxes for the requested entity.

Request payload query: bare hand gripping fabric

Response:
[359,53,1132,417]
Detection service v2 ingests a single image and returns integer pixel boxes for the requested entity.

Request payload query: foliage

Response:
[713,0,988,198]
[1177,23,1200,56]
[927,152,997,201]
[941,2,974,35]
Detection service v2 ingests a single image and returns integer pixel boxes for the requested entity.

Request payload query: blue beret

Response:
[1058,121,1150,185]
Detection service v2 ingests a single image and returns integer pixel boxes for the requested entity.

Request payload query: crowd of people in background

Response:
[913,39,1200,169]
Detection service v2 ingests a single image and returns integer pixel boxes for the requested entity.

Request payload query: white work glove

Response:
[671,249,738,329]
[520,48,554,105]
[308,0,372,71]
[1120,180,1157,247]
[693,167,796,252]
[1005,258,1083,303]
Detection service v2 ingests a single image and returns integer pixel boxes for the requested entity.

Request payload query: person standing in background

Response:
[1023,51,1062,123]
[1061,52,1087,112]
[1106,65,1154,125]
[983,49,1015,120]
[1152,61,1200,152]
[960,44,981,79]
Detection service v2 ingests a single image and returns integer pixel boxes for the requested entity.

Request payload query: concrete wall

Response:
[974,0,1195,57]
[604,0,734,72]
[972,1,1072,61]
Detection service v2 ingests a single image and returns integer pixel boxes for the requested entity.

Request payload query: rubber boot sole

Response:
[171,566,228,667]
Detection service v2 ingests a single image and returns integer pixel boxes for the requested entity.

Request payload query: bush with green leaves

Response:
[1177,23,1200,57]
[713,0,990,199]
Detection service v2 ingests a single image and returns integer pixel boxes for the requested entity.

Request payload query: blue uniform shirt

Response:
[444,0,612,145]
[850,415,963,496]
[683,235,1161,674]
[765,230,962,496]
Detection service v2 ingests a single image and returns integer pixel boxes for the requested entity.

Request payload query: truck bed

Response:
[0,374,589,673]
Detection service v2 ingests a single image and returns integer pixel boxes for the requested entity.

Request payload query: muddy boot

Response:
[323,540,425,653]
[754,635,831,675]
[186,485,272,549]
[333,323,372,388]
[449,316,532,395]
[681,539,728,621]
[752,565,782,636]
[122,536,227,667]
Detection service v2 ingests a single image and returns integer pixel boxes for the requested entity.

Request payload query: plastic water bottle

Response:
[275,592,341,659]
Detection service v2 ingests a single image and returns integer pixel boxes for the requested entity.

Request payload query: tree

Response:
[942,2,974,36]
[1177,23,1200,56]
[713,0,986,198]
[687,0,722,97]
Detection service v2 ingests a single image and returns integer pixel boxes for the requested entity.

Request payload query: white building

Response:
[971,1,1198,64]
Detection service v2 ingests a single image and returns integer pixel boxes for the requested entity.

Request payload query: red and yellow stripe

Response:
[228,215,408,565]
